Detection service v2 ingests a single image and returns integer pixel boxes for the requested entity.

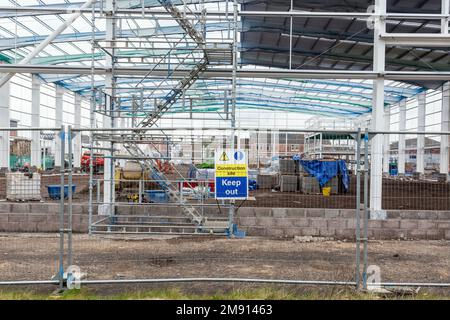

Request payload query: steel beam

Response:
[381,33,450,47]
[0,0,97,88]
[369,0,386,217]
[0,6,449,19]
[1,64,450,80]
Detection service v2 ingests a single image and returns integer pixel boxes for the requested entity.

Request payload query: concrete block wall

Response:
[0,203,449,240]
[0,203,99,233]
[235,208,450,240]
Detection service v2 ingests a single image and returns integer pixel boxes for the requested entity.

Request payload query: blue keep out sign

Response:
[214,149,248,200]
[215,177,248,199]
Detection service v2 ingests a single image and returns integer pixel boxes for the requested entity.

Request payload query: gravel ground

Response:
[1,233,449,289]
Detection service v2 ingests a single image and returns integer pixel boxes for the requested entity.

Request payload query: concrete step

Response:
[92,223,228,235]
[92,230,228,236]
[109,215,193,224]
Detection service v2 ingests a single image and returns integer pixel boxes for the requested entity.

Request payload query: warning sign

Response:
[219,151,229,161]
[215,149,248,200]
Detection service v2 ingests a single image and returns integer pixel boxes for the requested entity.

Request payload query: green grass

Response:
[0,287,449,300]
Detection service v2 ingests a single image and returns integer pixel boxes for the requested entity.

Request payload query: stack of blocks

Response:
[279,159,301,192]
[257,174,278,189]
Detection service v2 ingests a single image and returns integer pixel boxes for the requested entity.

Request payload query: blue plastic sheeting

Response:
[299,160,349,192]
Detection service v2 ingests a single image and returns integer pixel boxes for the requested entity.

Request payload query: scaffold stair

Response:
[158,0,205,45]
[123,142,204,221]
[137,58,208,128]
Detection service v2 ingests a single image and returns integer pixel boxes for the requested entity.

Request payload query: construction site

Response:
[0,0,449,300]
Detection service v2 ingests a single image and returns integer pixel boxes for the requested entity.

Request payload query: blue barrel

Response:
[390,168,398,176]
[145,190,169,203]
[47,185,76,200]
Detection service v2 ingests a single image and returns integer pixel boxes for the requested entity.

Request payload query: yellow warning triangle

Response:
[219,151,229,161]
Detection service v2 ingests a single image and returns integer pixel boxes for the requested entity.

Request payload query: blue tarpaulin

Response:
[299,159,349,192]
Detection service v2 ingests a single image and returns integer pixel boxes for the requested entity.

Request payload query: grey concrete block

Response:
[79,215,95,224]
[335,229,355,239]
[42,203,60,214]
[280,175,298,192]
[327,219,347,229]
[368,220,382,229]
[386,211,400,219]
[274,218,296,227]
[80,204,90,214]
[8,214,28,223]
[407,229,427,239]
[418,220,437,230]
[300,228,319,236]
[293,218,310,227]
[73,223,89,233]
[346,219,361,229]
[437,222,450,229]
[0,203,11,213]
[154,206,173,216]
[265,228,285,237]
[445,230,450,240]
[257,174,276,189]
[399,220,418,229]
[286,208,305,217]
[245,226,267,236]
[21,222,38,232]
[237,207,255,217]
[30,203,52,214]
[372,229,403,239]
[0,222,20,232]
[426,230,445,240]
[418,211,438,220]
[382,220,400,229]
[0,214,8,223]
[280,159,297,175]
[301,176,320,194]
[27,215,48,223]
[340,209,361,219]
[237,216,257,226]
[324,209,340,218]
[253,208,272,217]
[305,209,325,218]
[284,228,303,237]
[310,218,327,228]
[319,228,336,237]
[256,217,275,227]
[399,211,419,219]
[37,222,59,232]
[271,208,287,218]
[10,203,30,213]
[437,211,450,220]
[70,204,84,214]
[131,206,146,215]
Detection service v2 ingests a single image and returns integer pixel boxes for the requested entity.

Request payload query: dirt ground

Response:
[244,177,450,210]
[0,233,449,296]
[41,175,450,210]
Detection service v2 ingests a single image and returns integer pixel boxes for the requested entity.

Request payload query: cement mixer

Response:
[116,160,143,202]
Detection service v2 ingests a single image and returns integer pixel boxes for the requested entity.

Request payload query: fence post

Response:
[58,125,65,290]
[88,130,94,235]
[362,128,370,290]
[228,201,235,237]
[355,128,361,290]
[67,125,73,267]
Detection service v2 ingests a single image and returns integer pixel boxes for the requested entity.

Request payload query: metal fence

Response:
[0,126,449,291]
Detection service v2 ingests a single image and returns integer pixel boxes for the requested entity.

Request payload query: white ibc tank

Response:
[6,172,41,201]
